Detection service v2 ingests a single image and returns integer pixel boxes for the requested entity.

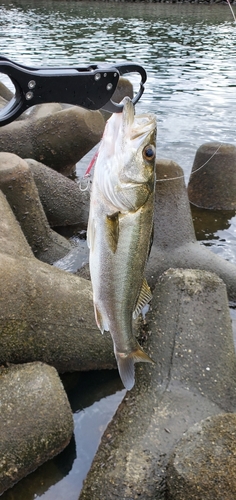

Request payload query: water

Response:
[0,1,236,498]
[1,0,236,180]
[1,370,125,500]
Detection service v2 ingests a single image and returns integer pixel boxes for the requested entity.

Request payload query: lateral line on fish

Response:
[156,143,222,183]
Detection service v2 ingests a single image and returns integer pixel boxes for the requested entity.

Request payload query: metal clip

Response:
[0,57,147,126]
[100,62,147,113]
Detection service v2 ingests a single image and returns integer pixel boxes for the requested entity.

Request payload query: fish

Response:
[87,96,157,390]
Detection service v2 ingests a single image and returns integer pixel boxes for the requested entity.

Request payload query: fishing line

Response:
[156,3,235,182]
[226,0,236,23]
[79,142,223,190]
[156,143,222,183]
[80,0,235,192]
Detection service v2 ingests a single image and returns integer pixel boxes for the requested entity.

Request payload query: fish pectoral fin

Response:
[115,346,154,391]
[105,212,119,253]
[133,278,152,319]
[94,304,109,334]
[87,216,95,251]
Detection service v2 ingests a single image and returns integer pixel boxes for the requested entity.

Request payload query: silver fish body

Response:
[87,97,157,390]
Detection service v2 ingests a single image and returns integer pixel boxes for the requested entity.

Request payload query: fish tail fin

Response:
[115,345,154,391]
[115,352,135,391]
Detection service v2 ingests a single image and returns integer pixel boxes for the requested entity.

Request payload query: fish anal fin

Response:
[132,347,154,364]
[105,212,119,253]
[148,223,154,259]
[115,345,154,390]
[133,278,152,320]
[94,304,109,334]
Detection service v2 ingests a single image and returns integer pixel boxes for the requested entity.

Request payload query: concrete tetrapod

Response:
[0,190,115,372]
[0,189,33,259]
[166,413,236,500]
[0,106,105,175]
[146,159,236,301]
[188,142,236,210]
[26,158,90,229]
[0,80,13,101]
[0,252,115,372]
[79,269,236,500]
[0,362,73,495]
[26,102,63,121]
[0,152,71,264]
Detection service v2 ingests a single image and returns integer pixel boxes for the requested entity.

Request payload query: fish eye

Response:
[143,145,155,161]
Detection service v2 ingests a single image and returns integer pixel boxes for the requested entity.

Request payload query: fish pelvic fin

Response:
[94,304,109,334]
[115,345,154,391]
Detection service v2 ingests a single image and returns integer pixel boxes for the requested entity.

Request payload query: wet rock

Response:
[0,95,7,110]
[0,187,114,371]
[0,80,13,101]
[1,435,76,499]
[166,413,236,500]
[146,158,236,301]
[26,102,62,120]
[0,189,33,258]
[0,106,105,175]
[100,76,133,121]
[76,262,91,280]
[188,142,236,210]
[0,362,73,495]
[0,251,115,373]
[112,76,133,104]
[0,152,71,263]
[26,158,90,228]
[79,269,236,500]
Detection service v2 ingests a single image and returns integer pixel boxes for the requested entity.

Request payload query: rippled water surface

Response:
[1,0,236,260]
[1,0,236,177]
[0,1,236,499]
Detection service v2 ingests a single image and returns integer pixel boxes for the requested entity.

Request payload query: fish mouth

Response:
[122,96,135,129]
[122,97,156,151]
[122,96,156,137]
[99,96,156,165]
[105,96,156,150]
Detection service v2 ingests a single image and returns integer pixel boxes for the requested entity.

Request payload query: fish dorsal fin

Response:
[105,212,119,253]
[133,279,152,320]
